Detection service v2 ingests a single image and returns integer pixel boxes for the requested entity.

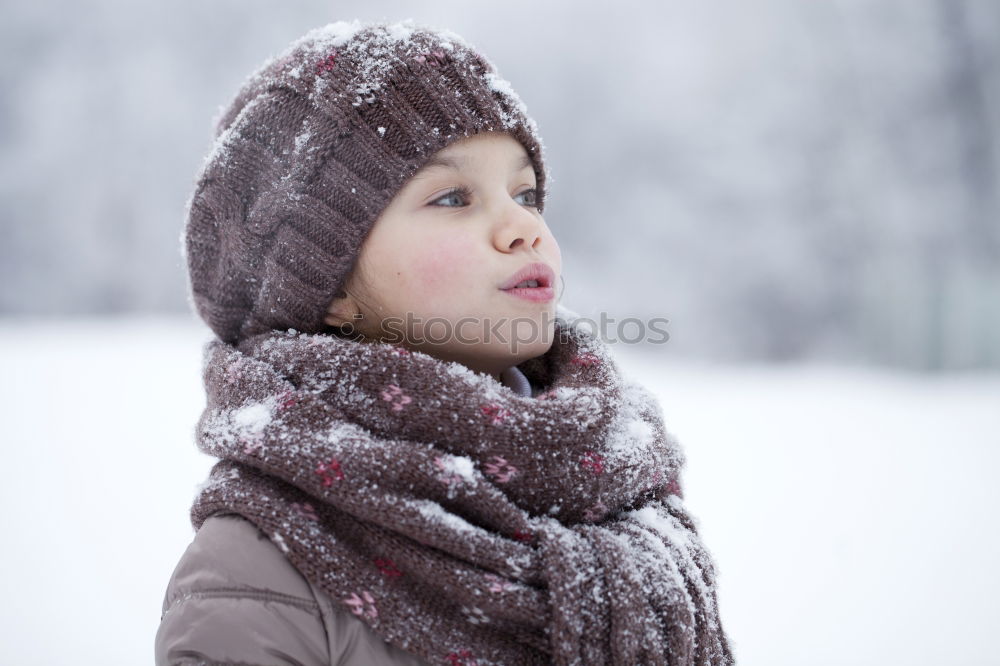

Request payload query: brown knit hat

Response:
[182,19,550,344]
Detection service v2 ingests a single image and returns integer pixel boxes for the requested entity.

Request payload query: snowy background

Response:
[1,0,998,369]
[1,0,998,664]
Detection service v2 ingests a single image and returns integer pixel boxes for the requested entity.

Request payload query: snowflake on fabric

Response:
[445,648,478,666]
[536,389,558,401]
[291,501,319,521]
[271,531,290,554]
[315,458,345,486]
[642,468,664,496]
[241,433,263,456]
[380,384,412,411]
[223,360,244,385]
[343,590,378,620]
[434,456,467,493]
[315,49,338,74]
[480,403,511,425]
[570,352,601,367]
[373,556,403,578]
[389,345,411,356]
[648,468,663,489]
[506,555,526,579]
[414,49,447,66]
[484,573,513,594]
[306,335,330,348]
[482,455,519,483]
[580,450,605,475]
[461,605,489,625]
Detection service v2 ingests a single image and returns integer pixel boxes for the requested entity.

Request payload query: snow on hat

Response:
[182,19,550,344]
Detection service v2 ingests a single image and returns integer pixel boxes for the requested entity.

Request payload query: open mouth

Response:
[499,262,556,303]
[510,278,545,289]
[501,284,555,302]
[499,262,555,291]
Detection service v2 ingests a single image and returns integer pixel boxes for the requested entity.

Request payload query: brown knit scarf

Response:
[189,311,736,665]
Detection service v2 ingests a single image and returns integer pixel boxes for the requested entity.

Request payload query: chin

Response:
[505,336,554,363]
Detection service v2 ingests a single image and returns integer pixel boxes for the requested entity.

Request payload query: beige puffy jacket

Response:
[154,513,431,665]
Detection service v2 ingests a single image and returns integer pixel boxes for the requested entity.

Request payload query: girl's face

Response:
[325,131,562,380]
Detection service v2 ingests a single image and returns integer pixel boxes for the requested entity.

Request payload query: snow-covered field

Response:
[2,315,997,665]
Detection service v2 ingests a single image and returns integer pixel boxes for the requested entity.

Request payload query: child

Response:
[155,19,735,666]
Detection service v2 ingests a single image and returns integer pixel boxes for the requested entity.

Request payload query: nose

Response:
[492,197,545,253]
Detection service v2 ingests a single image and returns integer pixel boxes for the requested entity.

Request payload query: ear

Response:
[323,289,361,328]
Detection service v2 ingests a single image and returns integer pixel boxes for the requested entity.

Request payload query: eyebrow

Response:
[415,152,534,177]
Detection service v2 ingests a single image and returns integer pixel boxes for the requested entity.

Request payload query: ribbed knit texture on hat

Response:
[183,19,550,344]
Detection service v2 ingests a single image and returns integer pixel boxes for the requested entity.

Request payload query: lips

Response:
[498,262,556,291]
[499,261,556,304]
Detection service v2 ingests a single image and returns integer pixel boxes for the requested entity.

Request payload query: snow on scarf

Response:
[188,307,736,665]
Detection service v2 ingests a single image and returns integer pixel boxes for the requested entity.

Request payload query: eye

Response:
[430,186,472,208]
[515,188,539,208]
[428,186,542,209]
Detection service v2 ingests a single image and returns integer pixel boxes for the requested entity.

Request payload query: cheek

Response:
[541,227,563,273]
[549,233,563,266]
[408,234,482,293]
